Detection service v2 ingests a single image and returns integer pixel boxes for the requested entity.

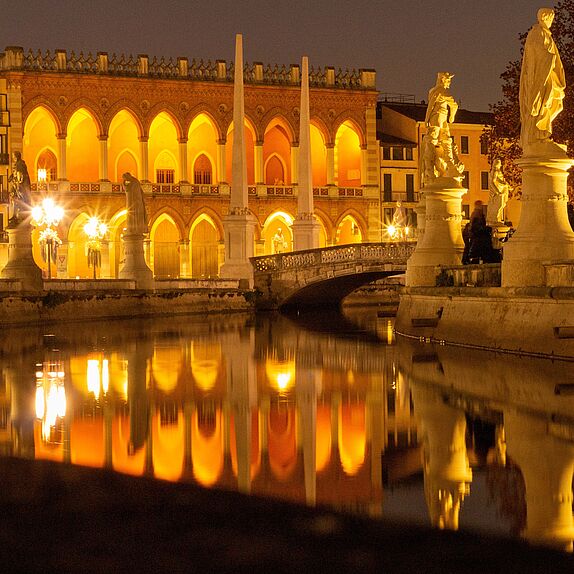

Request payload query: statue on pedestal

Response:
[420,72,465,186]
[519,7,566,153]
[487,159,510,225]
[7,151,31,225]
[122,172,148,235]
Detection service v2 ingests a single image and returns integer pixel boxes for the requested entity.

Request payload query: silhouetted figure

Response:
[468,201,500,263]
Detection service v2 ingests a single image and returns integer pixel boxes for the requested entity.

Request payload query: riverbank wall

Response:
[395,286,574,359]
[0,278,255,325]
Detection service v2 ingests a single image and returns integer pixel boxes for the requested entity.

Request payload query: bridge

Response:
[251,242,415,310]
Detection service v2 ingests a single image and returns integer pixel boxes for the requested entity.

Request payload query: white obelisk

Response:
[292,56,320,250]
[220,34,256,286]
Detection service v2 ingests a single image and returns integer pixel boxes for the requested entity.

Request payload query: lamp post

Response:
[83,216,108,280]
[31,198,64,280]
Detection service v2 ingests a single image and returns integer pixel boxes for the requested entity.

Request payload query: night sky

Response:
[0,0,555,111]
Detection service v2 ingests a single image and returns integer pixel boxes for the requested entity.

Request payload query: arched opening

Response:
[193,153,213,184]
[335,121,361,187]
[108,110,140,181]
[67,212,98,279]
[36,148,57,182]
[67,108,99,181]
[191,214,219,278]
[151,215,180,278]
[23,106,58,180]
[310,123,327,186]
[264,154,285,185]
[336,214,362,245]
[188,114,218,183]
[263,120,291,184]
[108,211,127,278]
[263,211,293,255]
[149,112,179,183]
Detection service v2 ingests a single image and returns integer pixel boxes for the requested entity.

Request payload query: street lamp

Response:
[83,216,108,280]
[31,198,64,279]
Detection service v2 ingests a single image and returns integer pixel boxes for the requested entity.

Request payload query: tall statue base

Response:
[502,147,574,287]
[406,178,466,287]
[292,214,321,251]
[119,233,154,289]
[219,210,257,287]
[0,223,43,291]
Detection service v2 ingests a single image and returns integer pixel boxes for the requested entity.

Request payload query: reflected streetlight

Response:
[31,198,64,279]
[83,216,108,280]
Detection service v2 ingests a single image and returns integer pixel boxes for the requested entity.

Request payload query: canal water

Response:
[1,306,573,551]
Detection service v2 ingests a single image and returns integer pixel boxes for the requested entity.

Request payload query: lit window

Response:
[156,169,175,184]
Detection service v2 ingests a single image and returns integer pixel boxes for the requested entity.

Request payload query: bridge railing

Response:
[251,242,415,273]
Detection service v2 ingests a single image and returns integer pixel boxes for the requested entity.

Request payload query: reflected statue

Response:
[519,7,566,152]
[421,73,465,185]
[123,172,148,235]
[7,151,32,225]
[487,159,510,225]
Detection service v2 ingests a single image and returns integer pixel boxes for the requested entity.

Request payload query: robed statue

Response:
[122,172,148,235]
[519,7,566,151]
[7,151,32,224]
[487,159,510,225]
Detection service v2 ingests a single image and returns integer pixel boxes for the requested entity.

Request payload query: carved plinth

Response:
[292,214,321,251]
[502,149,574,287]
[118,232,153,289]
[0,223,43,291]
[406,178,466,287]
[219,211,257,286]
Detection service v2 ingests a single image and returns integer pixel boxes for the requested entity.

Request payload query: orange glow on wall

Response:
[335,122,361,187]
[23,106,58,180]
[149,112,179,182]
[67,108,99,181]
[112,414,145,476]
[109,109,140,181]
[310,124,327,186]
[263,122,291,184]
[226,123,255,184]
[191,407,224,486]
[70,417,105,468]
[316,404,332,472]
[338,402,366,475]
[188,115,218,182]
[152,409,185,481]
[268,404,297,481]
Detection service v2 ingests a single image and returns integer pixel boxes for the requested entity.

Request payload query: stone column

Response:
[502,147,574,287]
[57,135,67,180]
[99,135,109,181]
[360,145,368,186]
[1,222,43,290]
[139,137,150,182]
[505,410,574,551]
[326,144,335,186]
[254,142,264,184]
[216,139,227,184]
[119,233,153,289]
[179,240,190,278]
[178,138,189,183]
[292,56,321,251]
[220,34,257,286]
[100,239,111,278]
[290,144,299,185]
[406,178,465,286]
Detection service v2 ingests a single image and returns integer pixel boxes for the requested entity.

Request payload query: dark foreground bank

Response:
[0,458,571,573]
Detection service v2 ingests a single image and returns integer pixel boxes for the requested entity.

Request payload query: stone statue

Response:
[519,7,566,152]
[272,227,287,253]
[421,73,465,185]
[123,172,148,235]
[392,200,408,239]
[7,151,32,224]
[487,159,510,224]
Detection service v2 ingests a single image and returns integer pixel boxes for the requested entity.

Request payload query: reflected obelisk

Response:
[220,34,257,286]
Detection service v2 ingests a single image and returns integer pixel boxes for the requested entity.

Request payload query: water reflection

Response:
[0,310,572,551]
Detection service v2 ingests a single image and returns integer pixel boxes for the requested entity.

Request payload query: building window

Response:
[392,147,403,161]
[460,136,469,155]
[156,169,175,184]
[383,173,392,202]
[406,174,415,202]
[462,171,469,189]
[462,204,470,219]
[405,147,413,161]
[480,138,488,155]
[0,134,8,166]
[481,171,489,190]
[382,147,391,160]
[194,154,213,184]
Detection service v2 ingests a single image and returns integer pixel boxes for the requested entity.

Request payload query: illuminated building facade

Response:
[0,47,383,279]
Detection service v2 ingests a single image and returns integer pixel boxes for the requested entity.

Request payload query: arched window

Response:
[194,154,212,185]
[155,151,176,184]
[36,149,57,182]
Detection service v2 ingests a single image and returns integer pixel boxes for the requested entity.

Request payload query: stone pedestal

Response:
[220,210,257,287]
[292,214,321,251]
[0,223,43,291]
[490,222,511,251]
[119,232,154,289]
[406,178,466,286]
[502,148,574,287]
